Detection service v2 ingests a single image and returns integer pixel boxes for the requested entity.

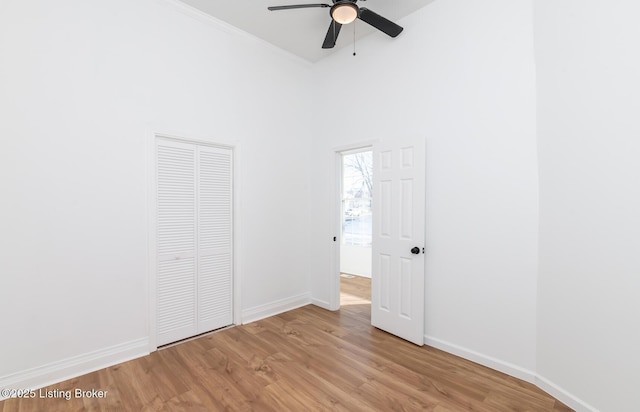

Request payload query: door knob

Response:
[411,247,420,255]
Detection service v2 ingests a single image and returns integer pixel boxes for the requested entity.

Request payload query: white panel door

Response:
[197,145,233,333]
[156,140,197,346]
[371,138,425,345]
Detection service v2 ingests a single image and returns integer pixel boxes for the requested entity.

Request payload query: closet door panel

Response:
[197,146,233,332]
[156,140,197,346]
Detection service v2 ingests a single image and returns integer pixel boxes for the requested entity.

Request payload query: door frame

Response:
[146,130,242,352]
[330,140,377,311]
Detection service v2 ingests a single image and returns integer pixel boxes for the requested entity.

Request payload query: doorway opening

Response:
[339,148,372,309]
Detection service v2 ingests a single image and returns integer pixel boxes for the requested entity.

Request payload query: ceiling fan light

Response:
[331,3,358,25]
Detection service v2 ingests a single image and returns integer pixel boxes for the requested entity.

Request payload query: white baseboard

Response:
[535,374,599,412]
[310,297,336,311]
[424,334,536,383]
[241,293,311,324]
[0,338,149,400]
[425,334,598,412]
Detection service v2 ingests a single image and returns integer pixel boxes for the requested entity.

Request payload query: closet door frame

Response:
[147,131,241,352]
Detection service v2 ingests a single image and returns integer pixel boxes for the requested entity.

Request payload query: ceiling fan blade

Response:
[268,4,330,11]
[358,8,403,38]
[322,20,342,49]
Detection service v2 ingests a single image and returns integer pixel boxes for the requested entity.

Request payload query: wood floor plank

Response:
[1,276,572,411]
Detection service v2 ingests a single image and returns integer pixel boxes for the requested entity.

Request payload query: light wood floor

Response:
[1,278,572,411]
[340,274,371,306]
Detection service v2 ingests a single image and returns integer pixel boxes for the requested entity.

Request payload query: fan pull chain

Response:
[353,19,356,56]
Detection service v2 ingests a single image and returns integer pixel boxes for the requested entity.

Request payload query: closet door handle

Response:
[410,247,420,255]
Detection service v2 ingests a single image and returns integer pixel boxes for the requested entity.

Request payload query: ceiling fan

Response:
[267,0,403,49]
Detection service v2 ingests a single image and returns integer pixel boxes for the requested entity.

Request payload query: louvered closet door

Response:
[156,140,197,346]
[156,139,233,347]
[197,145,233,333]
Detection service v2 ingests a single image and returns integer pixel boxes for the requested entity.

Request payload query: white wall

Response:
[534,1,640,410]
[309,0,539,374]
[0,0,312,385]
[340,245,371,278]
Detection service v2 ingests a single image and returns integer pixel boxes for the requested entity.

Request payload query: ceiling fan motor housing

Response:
[330,1,359,24]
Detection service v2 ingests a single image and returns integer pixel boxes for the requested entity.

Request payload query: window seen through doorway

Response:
[342,150,373,247]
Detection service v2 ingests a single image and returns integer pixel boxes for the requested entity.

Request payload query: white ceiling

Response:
[177,0,436,62]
